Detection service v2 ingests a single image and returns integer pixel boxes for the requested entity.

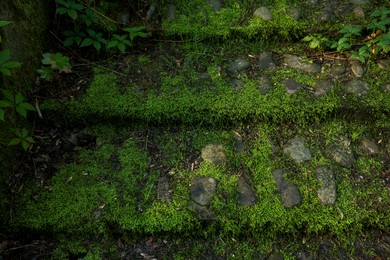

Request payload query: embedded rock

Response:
[377,59,390,69]
[351,61,364,77]
[361,139,380,155]
[167,4,176,20]
[191,176,217,206]
[273,169,302,208]
[384,84,390,92]
[283,78,302,94]
[228,58,251,73]
[344,79,369,96]
[283,138,312,163]
[253,6,272,21]
[234,135,245,153]
[283,54,321,73]
[329,62,346,77]
[201,143,226,165]
[288,8,301,20]
[232,78,244,91]
[237,176,256,206]
[316,167,337,205]
[157,176,171,201]
[328,136,355,168]
[258,52,276,70]
[353,6,365,18]
[208,0,222,12]
[257,75,273,95]
[314,79,333,97]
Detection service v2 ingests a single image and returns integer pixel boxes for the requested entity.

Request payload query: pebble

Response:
[253,6,272,21]
[191,176,217,206]
[316,167,337,205]
[351,61,364,78]
[201,143,227,165]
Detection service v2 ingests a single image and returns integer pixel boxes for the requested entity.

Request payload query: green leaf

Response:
[302,36,312,41]
[118,43,126,54]
[21,128,28,138]
[0,21,13,27]
[25,137,35,143]
[1,89,14,102]
[0,67,11,75]
[0,49,10,65]
[93,41,101,52]
[63,37,75,46]
[0,100,13,108]
[41,53,52,65]
[0,109,4,121]
[80,38,94,47]
[123,40,132,46]
[14,92,24,104]
[21,140,30,151]
[68,9,78,20]
[16,107,27,118]
[309,40,319,49]
[18,102,35,111]
[3,61,21,68]
[8,138,21,146]
[107,41,118,48]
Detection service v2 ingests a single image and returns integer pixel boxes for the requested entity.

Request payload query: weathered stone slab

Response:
[283,138,312,163]
[201,143,226,165]
[237,176,256,206]
[257,75,273,95]
[258,52,276,70]
[191,176,217,206]
[283,54,321,73]
[253,6,272,21]
[283,78,302,94]
[314,80,333,97]
[361,139,380,155]
[157,176,171,201]
[316,167,337,205]
[344,79,369,96]
[328,136,355,168]
[228,58,251,73]
[273,169,302,208]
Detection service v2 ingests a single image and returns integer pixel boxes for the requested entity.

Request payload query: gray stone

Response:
[232,78,244,91]
[258,52,276,70]
[283,54,321,73]
[201,143,226,165]
[283,78,302,94]
[361,139,380,155]
[314,79,334,97]
[237,176,256,206]
[234,135,245,153]
[344,79,369,96]
[328,136,355,168]
[191,176,217,206]
[228,57,251,73]
[377,59,390,69]
[288,8,301,20]
[208,0,222,12]
[273,169,302,208]
[257,75,273,95]
[192,203,213,220]
[353,6,365,18]
[351,0,370,5]
[329,62,346,77]
[157,176,171,201]
[319,7,333,21]
[167,4,176,21]
[283,138,312,163]
[316,167,337,205]
[384,84,390,92]
[253,6,272,21]
[351,61,364,77]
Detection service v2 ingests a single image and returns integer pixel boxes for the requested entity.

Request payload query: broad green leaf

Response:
[14,92,24,104]
[16,107,27,118]
[123,40,132,46]
[63,37,75,46]
[22,140,30,151]
[21,128,28,138]
[0,67,11,75]
[302,36,312,41]
[56,7,68,15]
[118,43,126,54]
[68,9,78,20]
[309,40,319,49]
[41,53,52,65]
[0,49,10,65]
[1,89,14,102]
[8,138,21,146]
[0,109,3,121]
[3,61,21,68]
[107,41,118,48]
[80,38,94,47]
[0,100,13,108]
[93,41,101,52]
[18,102,35,111]
[25,137,35,143]
[0,21,13,27]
